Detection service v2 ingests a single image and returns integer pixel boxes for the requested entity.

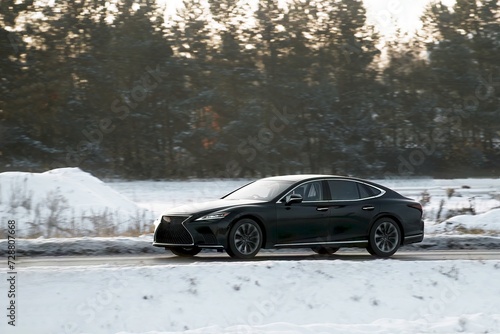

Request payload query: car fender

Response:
[220,206,276,249]
[370,210,405,242]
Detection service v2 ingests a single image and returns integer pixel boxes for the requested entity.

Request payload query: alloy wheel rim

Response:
[234,223,260,255]
[374,222,399,253]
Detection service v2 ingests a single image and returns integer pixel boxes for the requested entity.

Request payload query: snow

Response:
[0,235,165,256]
[2,168,500,240]
[1,259,499,333]
[106,179,249,215]
[109,177,500,237]
[2,167,500,240]
[371,178,500,229]
[2,169,500,333]
[427,208,500,235]
[0,168,154,237]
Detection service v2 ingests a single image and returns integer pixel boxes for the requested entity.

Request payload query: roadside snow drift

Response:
[1,259,499,334]
[0,168,153,238]
[428,208,500,235]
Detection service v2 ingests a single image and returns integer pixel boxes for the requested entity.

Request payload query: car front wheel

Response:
[169,246,201,257]
[368,218,401,258]
[227,219,263,259]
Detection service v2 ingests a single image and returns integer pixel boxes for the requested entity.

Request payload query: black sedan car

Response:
[153,175,424,259]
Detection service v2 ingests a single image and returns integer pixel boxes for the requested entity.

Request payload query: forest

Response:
[0,0,499,179]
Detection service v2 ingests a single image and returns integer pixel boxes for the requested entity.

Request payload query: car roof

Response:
[261,174,343,182]
[260,174,404,198]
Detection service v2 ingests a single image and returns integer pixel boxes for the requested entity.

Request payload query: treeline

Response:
[1,0,499,179]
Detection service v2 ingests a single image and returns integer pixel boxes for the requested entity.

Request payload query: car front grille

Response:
[154,216,193,245]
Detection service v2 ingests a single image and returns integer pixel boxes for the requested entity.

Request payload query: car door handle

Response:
[362,205,375,211]
[316,207,329,211]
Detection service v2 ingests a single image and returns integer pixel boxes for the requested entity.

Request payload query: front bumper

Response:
[153,215,227,248]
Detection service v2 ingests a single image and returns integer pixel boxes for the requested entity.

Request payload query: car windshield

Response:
[223,180,294,201]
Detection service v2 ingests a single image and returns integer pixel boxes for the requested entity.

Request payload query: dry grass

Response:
[3,180,153,239]
[455,226,487,235]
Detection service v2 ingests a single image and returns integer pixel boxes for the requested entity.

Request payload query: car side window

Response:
[358,183,382,198]
[328,180,360,200]
[291,181,324,201]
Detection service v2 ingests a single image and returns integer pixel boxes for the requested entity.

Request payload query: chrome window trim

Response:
[276,179,326,203]
[276,178,386,203]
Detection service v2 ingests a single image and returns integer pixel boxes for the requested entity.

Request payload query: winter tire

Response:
[368,218,401,258]
[227,219,263,259]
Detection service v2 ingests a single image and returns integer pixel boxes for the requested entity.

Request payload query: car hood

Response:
[162,199,265,216]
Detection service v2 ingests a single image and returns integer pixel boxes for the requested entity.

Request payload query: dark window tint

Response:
[291,181,324,201]
[328,180,360,200]
[358,183,382,198]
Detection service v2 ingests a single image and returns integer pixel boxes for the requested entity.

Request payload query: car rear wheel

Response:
[312,246,339,255]
[227,219,263,259]
[169,246,201,257]
[368,218,401,257]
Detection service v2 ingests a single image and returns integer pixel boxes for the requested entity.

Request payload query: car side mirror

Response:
[285,194,303,205]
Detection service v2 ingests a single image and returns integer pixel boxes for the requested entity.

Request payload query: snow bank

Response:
[427,208,500,235]
[374,178,500,230]
[2,259,499,334]
[0,235,166,256]
[0,168,154,238]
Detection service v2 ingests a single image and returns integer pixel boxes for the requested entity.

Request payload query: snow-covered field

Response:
[1,259,500,334]
[2,169,500,333]
[108,175,500,237]
[2,168,500,239]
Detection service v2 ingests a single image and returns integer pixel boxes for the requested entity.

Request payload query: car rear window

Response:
[358,183,382,198]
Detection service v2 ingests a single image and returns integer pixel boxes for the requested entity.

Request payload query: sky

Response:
[160,0,458,38]
[363,0,456,37]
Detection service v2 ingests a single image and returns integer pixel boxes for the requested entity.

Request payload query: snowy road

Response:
[17,250,500,268]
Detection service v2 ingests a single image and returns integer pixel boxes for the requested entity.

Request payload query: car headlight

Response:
[195,212,230,221]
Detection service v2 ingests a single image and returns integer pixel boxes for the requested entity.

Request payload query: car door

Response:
[326,180,381,242]
[276,180,332,245]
